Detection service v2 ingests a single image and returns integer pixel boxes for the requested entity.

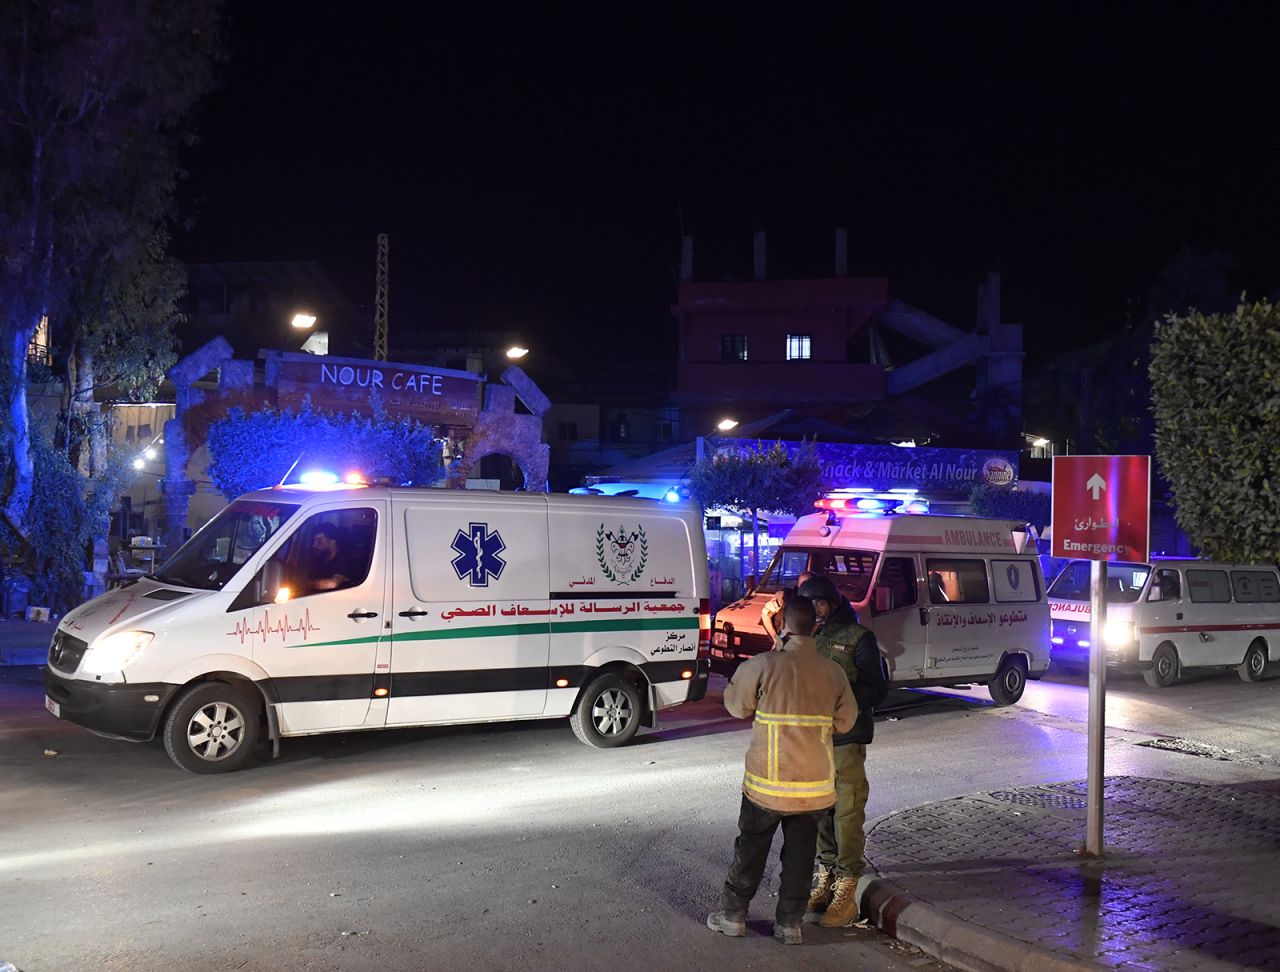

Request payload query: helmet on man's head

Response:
[797,575,839,605]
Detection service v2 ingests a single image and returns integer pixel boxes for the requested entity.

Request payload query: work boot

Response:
[772,922,802,945]
[818,876,860,928]
[706,911,746,937]
[806,865,835,917]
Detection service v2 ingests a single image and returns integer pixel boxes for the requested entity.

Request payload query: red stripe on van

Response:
[1139,622,1280,635]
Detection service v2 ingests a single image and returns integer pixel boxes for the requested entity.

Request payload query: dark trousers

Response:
[719,794,823,926]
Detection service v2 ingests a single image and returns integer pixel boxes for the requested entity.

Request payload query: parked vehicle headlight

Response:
[1102,620,1135,649]
[81,630,154,675]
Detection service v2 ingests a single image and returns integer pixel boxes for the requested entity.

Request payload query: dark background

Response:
[173,1,1280,369]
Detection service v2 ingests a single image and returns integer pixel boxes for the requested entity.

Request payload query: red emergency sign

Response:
[1051,455,1151,562]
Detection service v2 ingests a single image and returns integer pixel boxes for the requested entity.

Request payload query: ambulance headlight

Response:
[81,630,154,675]
[1102,620,1135,649]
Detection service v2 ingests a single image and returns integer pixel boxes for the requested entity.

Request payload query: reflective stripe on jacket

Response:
[723,634,857,813]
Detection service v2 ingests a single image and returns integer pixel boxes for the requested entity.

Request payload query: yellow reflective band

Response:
[744,770,837,791]
[743,774,836,800]
[755,711,832,727]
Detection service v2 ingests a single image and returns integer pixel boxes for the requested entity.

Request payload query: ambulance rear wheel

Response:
[1239,640,1268,683]
[1144,644,1180,688]
[570,673,642,748]
[163,682,260,773]
[987,656,1027,706]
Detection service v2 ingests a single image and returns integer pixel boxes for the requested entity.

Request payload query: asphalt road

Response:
[2,660,1278,972]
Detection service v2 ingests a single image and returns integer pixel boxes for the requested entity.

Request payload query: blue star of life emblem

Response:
[450,522,507,587]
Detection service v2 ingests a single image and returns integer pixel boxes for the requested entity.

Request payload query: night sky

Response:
[173,2,1280,371]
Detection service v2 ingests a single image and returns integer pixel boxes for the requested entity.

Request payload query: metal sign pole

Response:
[1085,558,1108,857]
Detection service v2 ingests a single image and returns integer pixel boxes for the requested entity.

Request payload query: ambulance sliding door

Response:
[386,494,551,725]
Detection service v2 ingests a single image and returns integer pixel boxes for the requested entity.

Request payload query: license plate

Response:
[45,695,60,718]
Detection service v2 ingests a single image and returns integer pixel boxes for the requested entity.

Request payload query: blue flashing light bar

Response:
[300,470,339,485]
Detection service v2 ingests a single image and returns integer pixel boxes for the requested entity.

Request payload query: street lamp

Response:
[717,418,739,432]
[291,313,317,329]
[506,346,529,359]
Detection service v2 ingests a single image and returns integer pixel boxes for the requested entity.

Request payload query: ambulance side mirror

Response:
[873,586,893,614]
[260,560,285,605]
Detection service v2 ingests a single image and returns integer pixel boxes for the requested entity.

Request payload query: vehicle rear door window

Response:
[1230,570,1280,603]
[991,560,1039,602]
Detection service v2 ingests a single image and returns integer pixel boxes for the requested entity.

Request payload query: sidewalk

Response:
[0,620,55,666]
[856,776,1280,971]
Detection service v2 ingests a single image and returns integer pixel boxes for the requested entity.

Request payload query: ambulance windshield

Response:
[152,501,300,591]
[1048,561,1150,603]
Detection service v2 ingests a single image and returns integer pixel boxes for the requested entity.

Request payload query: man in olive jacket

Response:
[707,595,856,946]
[797,574,890,928]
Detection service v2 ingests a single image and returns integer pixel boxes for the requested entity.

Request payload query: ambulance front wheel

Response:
[570,673,642,748]
[987,655,1027,706]
[163,682,261,773]
[1144,643,1180,688]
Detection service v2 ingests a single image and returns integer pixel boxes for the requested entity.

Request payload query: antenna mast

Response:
[374,233,389,361]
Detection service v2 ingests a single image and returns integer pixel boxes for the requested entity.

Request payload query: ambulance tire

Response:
[987,655,1027,706]
[163,682,261,774]
[570,673,642,748]
[1239,640,1269,683]
[1144,644,1180,688]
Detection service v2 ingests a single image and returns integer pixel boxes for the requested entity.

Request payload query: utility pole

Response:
[374,233,389,361]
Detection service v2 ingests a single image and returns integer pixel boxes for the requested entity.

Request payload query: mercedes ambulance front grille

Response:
[48,632,88,674]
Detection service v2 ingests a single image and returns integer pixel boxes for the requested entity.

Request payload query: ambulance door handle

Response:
[347,610,379,620]
[919,607,930,626]
[398,609,429,619]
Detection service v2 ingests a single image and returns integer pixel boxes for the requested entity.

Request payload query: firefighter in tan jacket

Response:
[707,595,857,946]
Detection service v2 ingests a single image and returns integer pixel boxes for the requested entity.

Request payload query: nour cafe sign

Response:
[264,351,482,427]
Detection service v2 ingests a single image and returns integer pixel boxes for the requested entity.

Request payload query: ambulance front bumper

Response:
[43,670,177,741]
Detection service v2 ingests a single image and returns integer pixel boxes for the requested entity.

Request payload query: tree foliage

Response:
[688,440,826,581]
[968,483,1050,530]
[0,430,125,612]
[206,405,446,500]
[688,440,826,519]
[0,0,223,531]
[1149,298,1280,562]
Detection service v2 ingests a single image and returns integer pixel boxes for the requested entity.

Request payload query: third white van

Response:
[1048,558,1280,686]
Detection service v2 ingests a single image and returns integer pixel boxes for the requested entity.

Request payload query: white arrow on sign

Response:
[1086,473,1106,500]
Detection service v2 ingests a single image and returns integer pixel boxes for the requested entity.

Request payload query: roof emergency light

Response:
[300,470,339,485]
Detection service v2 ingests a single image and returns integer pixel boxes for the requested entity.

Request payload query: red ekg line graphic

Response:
[226,609,322,645]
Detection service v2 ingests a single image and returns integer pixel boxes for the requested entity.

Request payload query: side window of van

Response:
[872,557,917,615]
[926,559,989,604]
[1187,569,1231,604]
[233,508,378,610]
[1231,570,1280,603]
[1148,569,1182,602]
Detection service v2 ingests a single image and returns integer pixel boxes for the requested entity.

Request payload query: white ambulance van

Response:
[711,512,1050,705]
[1047,558,1280,687]
[43,484,711,772]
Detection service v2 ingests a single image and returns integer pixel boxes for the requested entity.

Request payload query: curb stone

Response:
[856,873,1093,972]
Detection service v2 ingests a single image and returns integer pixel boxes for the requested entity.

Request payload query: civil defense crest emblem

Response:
[595,523,648,585]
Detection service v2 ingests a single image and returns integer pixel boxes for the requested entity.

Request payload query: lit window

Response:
[786,334,811,360]
[720,334,748,361]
